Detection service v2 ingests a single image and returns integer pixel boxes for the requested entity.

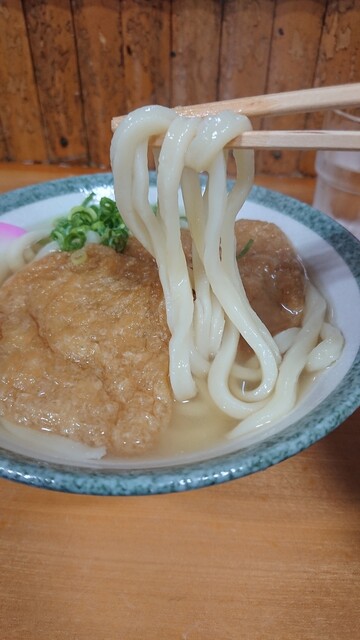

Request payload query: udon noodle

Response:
[110,106,343,439]
[0,106,344,458]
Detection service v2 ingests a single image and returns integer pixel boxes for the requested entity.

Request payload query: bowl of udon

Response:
[0,107,359,495]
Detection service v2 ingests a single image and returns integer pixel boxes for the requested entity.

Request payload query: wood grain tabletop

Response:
[0,164,359,640]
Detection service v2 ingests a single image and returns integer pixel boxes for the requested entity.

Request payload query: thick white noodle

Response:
[6,229,51,273]
[183,115,280,407]
[274,328,300,354]
[111,105,344,440]
[0,106,344,451]
[208,319,266,418]
[111,107,282,409]
[34,240,61,260]
[306,322,344,372]
[111,107,201,399]
[228,283,327,438]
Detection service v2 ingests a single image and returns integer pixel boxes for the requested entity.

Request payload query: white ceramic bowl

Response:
[0,174,359,495]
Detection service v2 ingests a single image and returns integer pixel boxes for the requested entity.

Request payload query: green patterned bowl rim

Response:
[0,173,359,496]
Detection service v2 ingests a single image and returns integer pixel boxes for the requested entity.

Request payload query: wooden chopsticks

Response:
[144,129,360,151]
[111,83,360,151]
[171,83,360,119]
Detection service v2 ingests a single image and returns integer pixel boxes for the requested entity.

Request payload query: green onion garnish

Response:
[50,194,129,253]
[237,238,254,259]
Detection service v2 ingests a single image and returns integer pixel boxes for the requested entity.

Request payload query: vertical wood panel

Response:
[0,121,8,162]
[0,0,47,162]
[72,0,126,167]
[219,0,275,174]
[0,0,359,173]
[23,0,88,163]
[219,0,275,101]
[257,0,326,175]
[299,0,360,175]
[121,0,171,112]
[171,0,222,106]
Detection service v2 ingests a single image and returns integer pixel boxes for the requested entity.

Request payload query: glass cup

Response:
[313,109,360,238]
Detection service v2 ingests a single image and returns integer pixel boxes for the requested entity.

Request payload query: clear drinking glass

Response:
[313,109,360,238]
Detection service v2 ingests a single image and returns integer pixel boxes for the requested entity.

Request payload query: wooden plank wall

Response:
[0,0,359,174]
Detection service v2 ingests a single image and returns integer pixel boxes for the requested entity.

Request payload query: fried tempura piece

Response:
[0,220,305,456]
[181,219,305,335]
[0,243,172,455]
[235,220,305,335]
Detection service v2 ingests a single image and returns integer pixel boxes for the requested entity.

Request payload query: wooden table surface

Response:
[0,164,359,640]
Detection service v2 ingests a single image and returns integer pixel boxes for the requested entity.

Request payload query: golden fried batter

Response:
[0,243,172,455]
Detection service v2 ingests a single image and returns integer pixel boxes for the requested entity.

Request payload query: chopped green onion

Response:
[237,238,254,259]
[70,248,88,266]
[81,192,97,208]
[50,193,129,253]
